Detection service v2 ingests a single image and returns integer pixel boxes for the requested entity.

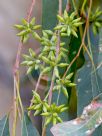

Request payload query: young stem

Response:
[42,127,46,136]
[48,70,55,104]
[48,0,62,105]
[12,76,18,136]
[42,0,62,136]
[28,73,42,116]
[26,0,36,22]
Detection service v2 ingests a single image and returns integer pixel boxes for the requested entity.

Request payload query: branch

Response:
[63,0,92,78]
[48,0,62,105]
[13,0,36,136]
[26,0,36,22]
[28,73,42,116]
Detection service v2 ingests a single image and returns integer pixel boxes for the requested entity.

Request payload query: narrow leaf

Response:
[22,112,40,136]
[0,115,10,136]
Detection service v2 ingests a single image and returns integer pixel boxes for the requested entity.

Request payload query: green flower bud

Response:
[29,48,36,57]
[34,110,41,116]
[57,15,64,23]
[58,63,69,67]
[65,73,73,80]
[62,86,68,98]
[33,25,41,30]
[45,117,52,126]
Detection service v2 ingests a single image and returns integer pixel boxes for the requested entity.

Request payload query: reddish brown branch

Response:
[26,0,36,22]
[63,0,92,78]
[13,0,36,135]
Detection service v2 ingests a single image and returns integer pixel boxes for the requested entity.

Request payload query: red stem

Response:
[26,0,36,22]
[14,0,36,74]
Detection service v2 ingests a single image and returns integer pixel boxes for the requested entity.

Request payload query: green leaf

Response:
[51,93,102,136]
[22,112,40,136]
[75,28,102,135]
[0,115,10,136]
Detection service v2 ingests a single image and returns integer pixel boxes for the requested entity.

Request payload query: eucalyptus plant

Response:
[14,2,102,134]
[1,1,102,136]
[15,9,80,126]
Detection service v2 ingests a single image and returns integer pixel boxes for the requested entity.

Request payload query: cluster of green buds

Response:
[20,26,69,75]
[21,48,42,74]
[53,73,76,98]
[15,10,78,127]
[14,18,41,43]
[28,91,48,116]
[28,91,68,126]
[89,7,102,35]
[41,103,68,126]
[39,30,68,61]
[55,10,83,38]
[15,4,102,129]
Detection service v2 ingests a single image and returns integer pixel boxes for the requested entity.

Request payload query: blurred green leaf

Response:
[51,93,102,136]
[75,28,102,135]
[0,115,10,136]
[22,112,40,136]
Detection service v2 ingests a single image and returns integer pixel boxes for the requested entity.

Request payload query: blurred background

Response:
[0,0,42,135]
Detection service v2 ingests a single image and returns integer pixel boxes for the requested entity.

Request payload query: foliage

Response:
[17,8,81,126]
[55,10,83,37]
[14,18,41,43]
[1,0,102,136]
[51,93,102,136]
